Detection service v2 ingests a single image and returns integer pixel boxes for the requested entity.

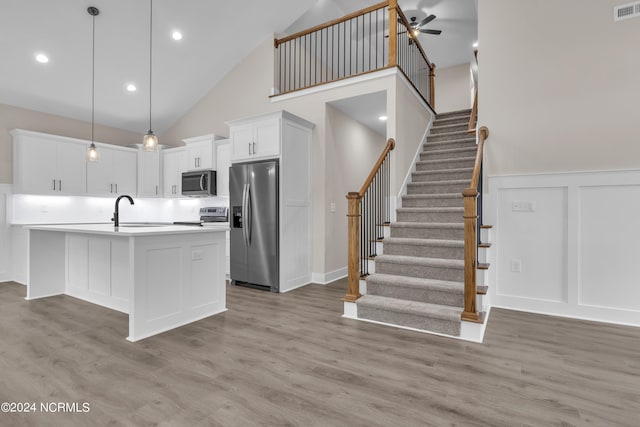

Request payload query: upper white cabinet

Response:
[228,116,280,162]
[163,147,187,198]
[137,146,161,198]
[215,139,230,197]
[182,134,224,171]
[12,129,87,195]
[87,145,137,196]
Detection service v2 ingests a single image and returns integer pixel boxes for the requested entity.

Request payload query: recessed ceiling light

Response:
[126,83,137,92]
[378,115,388,121]
[35,53,49,63]
[172,31,183,41]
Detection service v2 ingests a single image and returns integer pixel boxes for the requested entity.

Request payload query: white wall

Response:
[486,170,640,326]
[435,63,472,113]
[0,185,12,282]
[479,0,640,175]
[479,0,640,325]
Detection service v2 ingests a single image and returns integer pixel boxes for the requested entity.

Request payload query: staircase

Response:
[356,109,484,336]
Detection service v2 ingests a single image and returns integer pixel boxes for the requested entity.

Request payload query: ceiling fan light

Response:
[143,131,158,151]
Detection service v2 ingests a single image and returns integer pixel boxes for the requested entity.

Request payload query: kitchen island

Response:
[24,223,228,342]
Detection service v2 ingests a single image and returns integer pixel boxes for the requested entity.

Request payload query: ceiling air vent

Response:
[614,1,640,21]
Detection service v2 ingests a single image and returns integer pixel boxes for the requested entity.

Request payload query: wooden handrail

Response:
[359,138,395,196]
[468,89,478,134]
[274,1,389,47]
[461,126,489,323]
[343,139,395,303]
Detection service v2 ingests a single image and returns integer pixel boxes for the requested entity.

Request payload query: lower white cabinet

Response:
[87,145,137,196]
[163,147,187,197]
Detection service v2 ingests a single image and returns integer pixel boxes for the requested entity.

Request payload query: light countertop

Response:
[24,223,229,237]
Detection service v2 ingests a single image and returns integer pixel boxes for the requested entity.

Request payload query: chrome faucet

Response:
[112,195,134,228]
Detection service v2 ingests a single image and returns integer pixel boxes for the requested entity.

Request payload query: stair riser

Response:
[433,116,470,126]
[420,149,476,161]
[391,226,464,240]
[416,159,475,171]
[424,140,476,151]
[402,196,463,208]
[428,132,470,143]
[407,182,467,195]
[396,210,463,223]
[366,282,463,306]
[430,124,469,135]
[358,305,461,336]
[436,110,471,119]
[412,170,471,182]
[376,260,464,282]
[383,242,464,260]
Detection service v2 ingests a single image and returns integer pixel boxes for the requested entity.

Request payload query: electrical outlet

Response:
[510,259,522,273]
[512,200,535,212]
[330,203,336,213]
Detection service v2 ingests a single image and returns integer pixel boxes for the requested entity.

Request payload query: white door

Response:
[87,147,114,195]
[230,123,253,162]
[56,141,88,195]
[253,118,280,158]
[20,136,58,194]
[113,150,137,195]
[215,142,230,196]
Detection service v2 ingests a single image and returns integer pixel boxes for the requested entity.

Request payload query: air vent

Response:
[614,1,640,21]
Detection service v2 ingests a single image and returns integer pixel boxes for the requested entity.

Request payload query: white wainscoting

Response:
[485,169,640,327]
[0,184,12,282]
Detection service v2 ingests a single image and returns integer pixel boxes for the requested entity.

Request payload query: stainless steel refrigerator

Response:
[229,160,279,292]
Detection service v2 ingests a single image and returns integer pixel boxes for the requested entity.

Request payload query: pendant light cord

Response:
[149,0,153,133]
[91,12,95,144]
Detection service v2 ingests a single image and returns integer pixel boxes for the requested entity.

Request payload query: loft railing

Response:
[343,139,395,302]
[274,0,435,109]
[461,126,489,323]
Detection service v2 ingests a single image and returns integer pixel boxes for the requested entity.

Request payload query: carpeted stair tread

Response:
[417,156,476,165]
[413,167,473,176]
[392,221,463,229]
[408,179,469,186]
[436,109,472,119]
[374,254,463,269]
[403,193,462,200]
[424,137,476,147]
[422,146,477,156]
[357,295,462,322]
[382,237,464,248]
[367,273,463,294]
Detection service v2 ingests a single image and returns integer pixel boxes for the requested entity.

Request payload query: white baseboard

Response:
[311,267,347,285]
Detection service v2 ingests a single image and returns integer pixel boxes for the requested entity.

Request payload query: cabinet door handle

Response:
[110,183,113,193]
[155,185,158,195]
[59,180,62,192]
[53,179,56,191]
[252,142,256,155]
[115,183,118,193]
[248,142,251,155]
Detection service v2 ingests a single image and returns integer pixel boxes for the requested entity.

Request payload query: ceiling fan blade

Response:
[420,29,442,35]
[419,14,436,27]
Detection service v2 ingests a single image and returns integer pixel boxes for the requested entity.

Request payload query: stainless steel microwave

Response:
[182,170,216,197]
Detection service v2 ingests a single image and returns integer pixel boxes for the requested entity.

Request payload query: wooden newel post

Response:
[429,63,436,109]
[388,0,398,67]
[461,188,479,322]
[343,192,362,303]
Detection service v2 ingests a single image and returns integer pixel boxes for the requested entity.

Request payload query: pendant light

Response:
[143,0,158,151]
[86,6,100,162]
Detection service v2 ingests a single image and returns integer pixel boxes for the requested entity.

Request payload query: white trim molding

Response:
[311,267,347,285]
[485,168,640,327]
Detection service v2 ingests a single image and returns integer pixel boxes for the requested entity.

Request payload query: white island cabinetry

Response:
[26,224,228,342]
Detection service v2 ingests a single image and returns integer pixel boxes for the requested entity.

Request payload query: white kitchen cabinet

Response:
[182,134,224,171]
[215,139,230,197]
[87,145,137,196]
[137,146,161,197]
[228,116,280,162]
[12,129,87,195]
[163,147,187,197]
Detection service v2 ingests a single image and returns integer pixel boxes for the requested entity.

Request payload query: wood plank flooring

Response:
[1,279,639,426]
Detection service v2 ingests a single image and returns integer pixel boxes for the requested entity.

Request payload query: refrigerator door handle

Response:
[242,183,249,246]
[246,183,252,245]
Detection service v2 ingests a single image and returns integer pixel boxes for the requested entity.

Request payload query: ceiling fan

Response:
[407,15,442,36]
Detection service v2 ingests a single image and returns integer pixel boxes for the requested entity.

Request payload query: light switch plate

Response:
[510,259,522,273]
[512,200,535,212]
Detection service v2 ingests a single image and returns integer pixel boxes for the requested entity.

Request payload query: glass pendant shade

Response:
[87,142,100,162]
[143,130,158,151]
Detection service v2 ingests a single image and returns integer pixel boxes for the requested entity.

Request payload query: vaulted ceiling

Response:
[0,0,476,135]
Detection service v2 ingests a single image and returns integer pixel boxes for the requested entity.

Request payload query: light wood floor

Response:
[1,279,639,426]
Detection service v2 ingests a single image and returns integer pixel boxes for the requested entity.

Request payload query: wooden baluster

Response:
[388,0,397,67]
[343,192,362,302]
[429,63,436,109]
